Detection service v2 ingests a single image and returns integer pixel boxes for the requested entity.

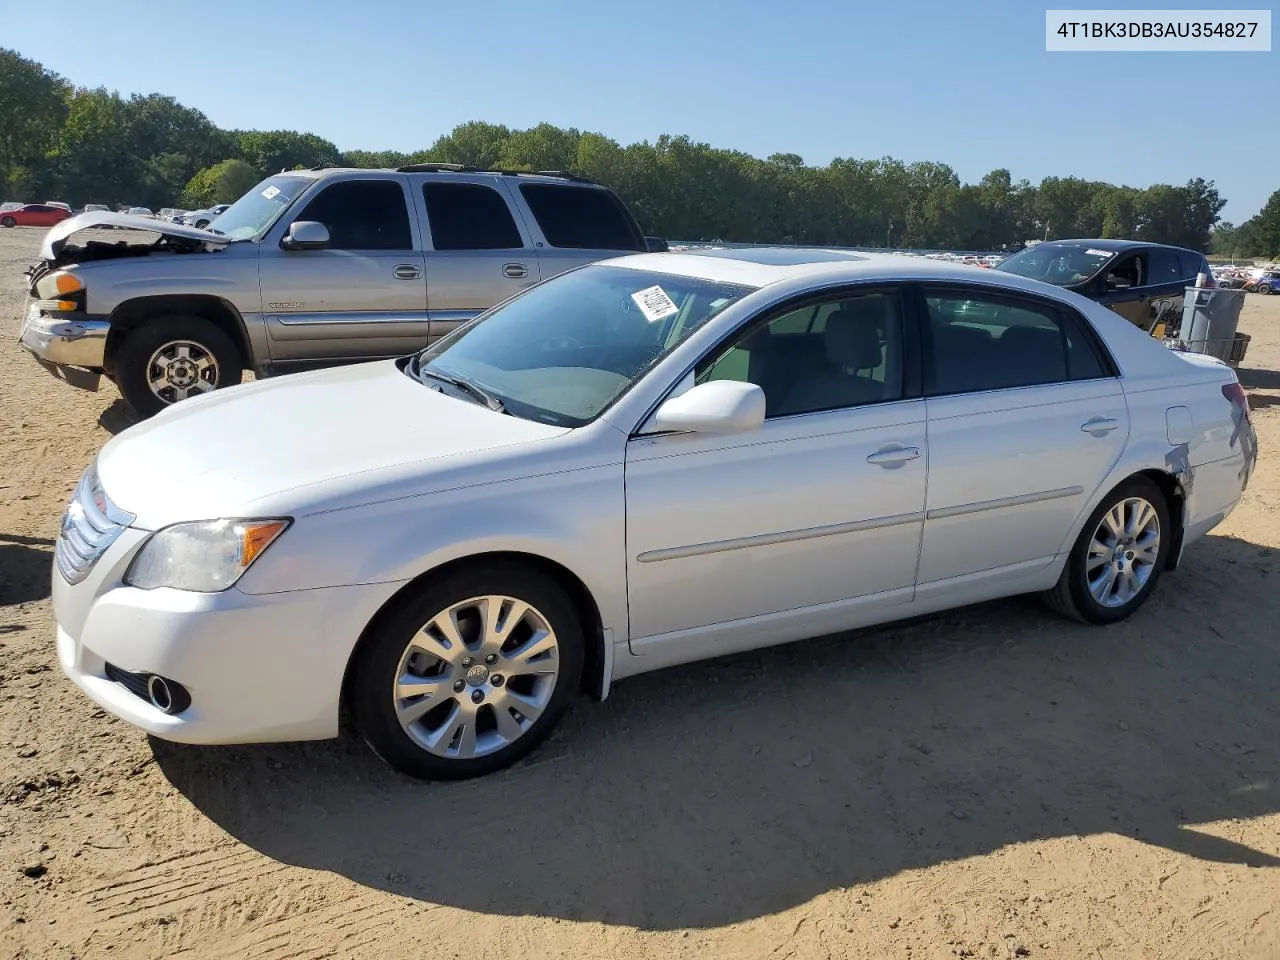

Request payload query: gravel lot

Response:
[1,224,1278,960]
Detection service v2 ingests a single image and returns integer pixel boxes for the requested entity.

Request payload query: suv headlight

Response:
[125,518,290,592]
[34,270,85,311]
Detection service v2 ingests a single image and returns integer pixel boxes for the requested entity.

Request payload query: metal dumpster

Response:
[1179,286,1247,364]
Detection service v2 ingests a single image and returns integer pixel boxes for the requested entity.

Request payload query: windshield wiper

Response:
[415,364,505,413]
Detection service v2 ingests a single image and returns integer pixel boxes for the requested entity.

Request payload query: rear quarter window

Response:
[518,183,645,251]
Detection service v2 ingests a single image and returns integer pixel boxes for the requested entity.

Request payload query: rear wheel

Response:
[114,314,243,418]
[351,565,584,780]
[1258,282,1273,295]
[1043,477,1170,624]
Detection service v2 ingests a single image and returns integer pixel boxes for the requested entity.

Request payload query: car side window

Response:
[1105,253,1144,289]
[422,183,523,250]
[294,180,412,251]
[924,290,1107,395]
[517,184,644,251]
[1148,249,1184,286]
[1178,251,1207,282]
[697,290,905,418]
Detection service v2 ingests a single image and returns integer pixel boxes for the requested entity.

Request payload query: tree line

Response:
[3,47,1277,256]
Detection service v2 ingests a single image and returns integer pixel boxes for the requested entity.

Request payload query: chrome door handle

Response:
[393,264,422,280]
[866,445,921,466]
[503,262,529,279]
[1081,417,1120,434]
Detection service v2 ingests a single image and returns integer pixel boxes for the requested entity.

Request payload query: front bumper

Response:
[53,530,405,745]
[19,300,110,390]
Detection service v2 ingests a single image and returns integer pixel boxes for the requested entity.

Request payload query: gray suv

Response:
[20,165,659,416]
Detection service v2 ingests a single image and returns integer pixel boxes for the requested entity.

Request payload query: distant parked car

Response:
[82,204,110,214]
[45,201,72,213]
[996,238,1212,336]
[1246,269,1279,295]
[157,207,185,222]
[1,203,73,228]
[126,207,155,218]
[179,204,230,228]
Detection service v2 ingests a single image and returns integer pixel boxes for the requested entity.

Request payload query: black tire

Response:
[113,314,243,418]
[195,219,210,229]
[0,216,15,228]
[1043,476,1171,624]
[352,564,585,780]
[1259,282,1273,296]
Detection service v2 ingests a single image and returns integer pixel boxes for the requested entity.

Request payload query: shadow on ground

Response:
[1237,367,1280,391]
[154,532,1280,930]
[0,533,53,605]
[97,399,140,436]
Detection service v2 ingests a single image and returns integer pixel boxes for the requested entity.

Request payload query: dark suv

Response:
[995,238,1212,335]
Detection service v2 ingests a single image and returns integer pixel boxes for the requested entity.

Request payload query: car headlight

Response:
[125,518,290,592]
[33,270,85,311]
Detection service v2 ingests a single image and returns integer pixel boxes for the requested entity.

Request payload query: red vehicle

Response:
[0,203,73,228]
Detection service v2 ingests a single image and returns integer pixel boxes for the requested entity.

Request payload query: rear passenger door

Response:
[415,177,539,340]
[514,182,647,283]
[917,285,1128,588]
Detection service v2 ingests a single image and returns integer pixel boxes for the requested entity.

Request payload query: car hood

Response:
[96,361,571,528]
[39,211,230,259]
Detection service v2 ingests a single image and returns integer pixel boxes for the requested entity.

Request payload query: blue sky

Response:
[2,0,1275,219]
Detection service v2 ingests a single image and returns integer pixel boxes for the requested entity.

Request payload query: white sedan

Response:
[53,249,1257,779]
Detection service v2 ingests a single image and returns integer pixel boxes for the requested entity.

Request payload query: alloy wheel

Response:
[1086,496,1161,608]
[392,595,561,759]
[146,340,219,403]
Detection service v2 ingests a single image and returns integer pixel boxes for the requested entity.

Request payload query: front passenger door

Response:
[259,178,428,364]
[625,287,927,653]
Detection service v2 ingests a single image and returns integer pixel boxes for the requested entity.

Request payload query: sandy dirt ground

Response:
[1,224,1278,960]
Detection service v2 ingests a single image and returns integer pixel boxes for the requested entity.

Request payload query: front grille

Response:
[55,465,134,584]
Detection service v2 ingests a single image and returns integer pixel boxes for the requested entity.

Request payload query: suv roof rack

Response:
[394,163,599,185]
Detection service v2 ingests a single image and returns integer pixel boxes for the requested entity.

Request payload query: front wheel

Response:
[351,565,584,780]
[113,314,243,418]
[0,216,15,228]
[1043,477,1171,624]
[1258,282,1273,296]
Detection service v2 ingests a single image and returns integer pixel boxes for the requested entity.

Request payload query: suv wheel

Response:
[352,565,585,780]
[114,314,243,417]
[1043,477,1171,624]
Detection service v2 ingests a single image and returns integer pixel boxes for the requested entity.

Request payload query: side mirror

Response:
[281,220,330,250]
[647,380,765,435]
[1106,275,1131,291]
[645,236,669,253]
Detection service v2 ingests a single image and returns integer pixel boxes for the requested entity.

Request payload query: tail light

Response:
[1223,381,1251,424]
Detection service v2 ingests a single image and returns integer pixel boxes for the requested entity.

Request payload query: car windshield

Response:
[411,265,755,427]
[995,244,1115,286]
[206,175,310,240]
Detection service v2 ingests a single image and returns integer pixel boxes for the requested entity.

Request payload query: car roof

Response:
[604,247,1073,295]
[1035,238,1201,255]
[286,166,605,188]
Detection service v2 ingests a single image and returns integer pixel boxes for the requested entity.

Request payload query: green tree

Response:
[235,130,340,174]
[0,48,68,199]
[180,159,260,207]
[1242,189,1280,258]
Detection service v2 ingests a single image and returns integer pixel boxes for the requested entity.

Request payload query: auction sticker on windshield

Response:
[631,285,679,322]
[1086,248,1114,257]
[262,186,281,200]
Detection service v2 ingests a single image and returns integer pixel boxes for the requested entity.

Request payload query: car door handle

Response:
[1081,417,1120,434]
[393,264,422,280]
[503,262,529,279]
[866,445,921,466]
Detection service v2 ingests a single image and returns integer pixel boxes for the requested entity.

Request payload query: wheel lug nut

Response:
[491,674,504,687]
[471,690,484,704]
[485,654,497,664]
[461,657,473,667]
[453,680,465,693]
